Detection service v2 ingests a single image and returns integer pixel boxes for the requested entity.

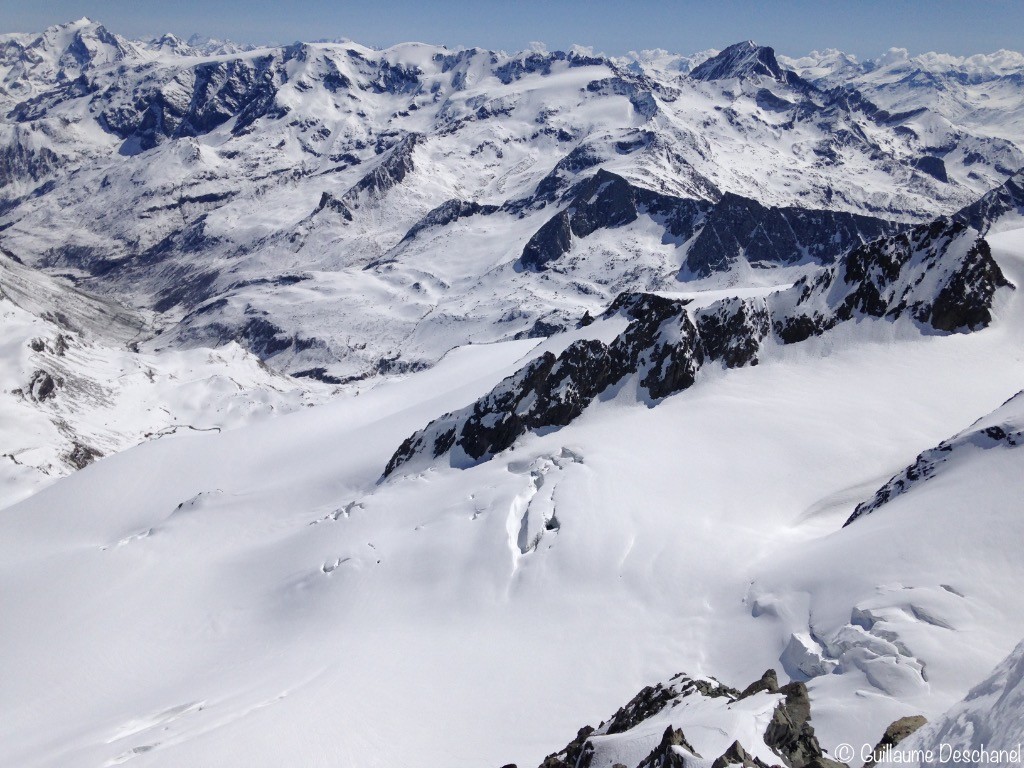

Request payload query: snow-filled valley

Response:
[3,17,1024,768]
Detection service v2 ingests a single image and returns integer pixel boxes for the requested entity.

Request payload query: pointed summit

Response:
[690,40,804,85]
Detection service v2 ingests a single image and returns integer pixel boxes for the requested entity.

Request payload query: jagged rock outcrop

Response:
[28,369,59,401]
[382,293,696,474]
[99,54,287,151]
[696,298,771,368]
[386,216,1010,477]
[912,156,948,184]
[713,740,773,768]
[773,218,1010,343]
[64,442,102,470]
[764,682,844,768]
[539,726,596,768]
[529,669,844,768]
[0,139,61,186]
[738,669,780,699]
[635,726,699,768]
[314,191,354,220]
[341,132,420,207]
[311,132,421,221]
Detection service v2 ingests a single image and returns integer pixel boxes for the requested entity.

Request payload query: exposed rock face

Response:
[635,726,698,768]
[386,217,1010,477]
[773,218,1010,343]
[0,140,62,186]
[520,210,573,271]
[764,682,844,768]
[64,442,102,470]
[926,239,1009,331]
[713,740,772,768]
[28,369,58,401]
[696,298,771,369]
[863,716,927,768]
[586,77,659,120]
[690,41,808,87]
[539,726,596,768]
[314,191,354,220]
[682,193,899,278]
[518,169,900,276]
[738,669,780,699]
[912,156,948,184]
[311,132,421,222]
[382,293,695,475]
[100,54,287,150]
[604,675,738,735]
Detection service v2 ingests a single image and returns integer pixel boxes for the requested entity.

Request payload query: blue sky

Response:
[3,0,1023,58]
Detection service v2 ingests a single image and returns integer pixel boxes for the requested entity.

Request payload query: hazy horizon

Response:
[4,0,1024,60]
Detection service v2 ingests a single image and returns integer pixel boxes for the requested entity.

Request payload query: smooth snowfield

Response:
[2,233,1024,767]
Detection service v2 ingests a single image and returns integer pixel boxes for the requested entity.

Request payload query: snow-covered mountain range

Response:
[3,18,1024,768]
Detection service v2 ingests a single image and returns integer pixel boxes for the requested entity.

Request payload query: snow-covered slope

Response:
[877,637,1024,768]
[0,249,328,506]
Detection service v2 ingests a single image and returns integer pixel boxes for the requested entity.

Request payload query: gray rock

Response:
[862,715,927,768]
[713,740,773,768]
[28,369,58,402]
[636,726,699,768]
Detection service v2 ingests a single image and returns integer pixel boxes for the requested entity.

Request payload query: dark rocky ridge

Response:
[340,132,420,208]
[773,218,1010,343]
[517,169,902,277]
[384,217,1010,477]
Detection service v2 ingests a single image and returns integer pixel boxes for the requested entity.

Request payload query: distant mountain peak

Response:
[690,40,802,85]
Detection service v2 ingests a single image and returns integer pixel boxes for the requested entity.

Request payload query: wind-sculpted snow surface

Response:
[846,390,1024,525]
[384,217,1011,475]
